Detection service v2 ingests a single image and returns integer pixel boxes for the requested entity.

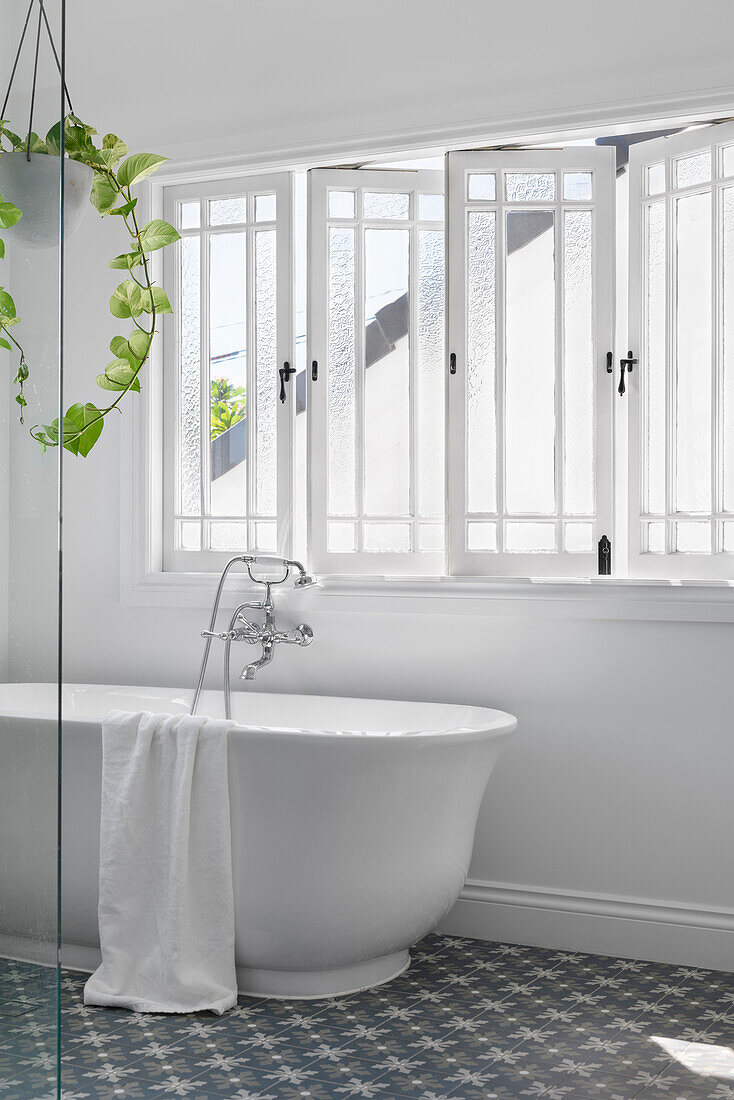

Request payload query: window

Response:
[156,120,734,584]
[162,174,293,571]
[628,121,734,577]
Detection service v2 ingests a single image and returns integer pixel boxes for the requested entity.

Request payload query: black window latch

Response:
[279,362,296,403]
[598,535,612,576]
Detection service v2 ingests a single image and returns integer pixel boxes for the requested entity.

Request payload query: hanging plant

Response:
[0,113,180,457]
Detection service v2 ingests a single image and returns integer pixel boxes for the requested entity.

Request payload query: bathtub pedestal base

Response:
[236,949,410,1000]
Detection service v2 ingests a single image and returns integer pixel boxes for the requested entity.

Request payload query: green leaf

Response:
[0,337,11,351]
[116,153,167,189]
[45,121,62,156]
[0,238,4,260]
[141,285,172,314]
[127,329,152,363]
[99,135,128,169]
[107,198,137,217]
[0,201,22,230]
[109,279,143,318]
[0,123,23,151]
[62,402,104,457]
[0,289,16,319]
[108,251,143,270]
[96,357,141,392]
[137,218,180,252]
[25,132,47,154]
[90,174,118,215]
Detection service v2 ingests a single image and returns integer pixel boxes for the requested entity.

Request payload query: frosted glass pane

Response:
[721,188,734,510]
[675,151,711,189]
[644,202,666,515]
[675,191,711,513]
[505,522,556,552]
[647,163,665,196]
[468,174,496,201]
[178,519,201,551]
[505,173,555,201]
[563,210,594,515]
[328,521,356,552]
[209,233,247,518]
[255,194,276,222]
[418,193,444,221]
[254,230,278,517]
[254,520,277,551]
[210,521,248,550]
[722,146,734,178]
[364,229,410,515]
[179,201,200,229]
[328,227,357,515]
[363,192,409,219]
[467,522,497,551]
[564,522,593,552]
[417,230,445,518]
[645,521,665,553]
[563,173,593,201]
[675,521,710,553]
[466,211,497,513]
[179,235,201,516]
[505,210,556,514]
[329,191,355,218]
[209,197,247,225]
[418,523,444,551]
[363,522,411,552]
[721,521,734,551]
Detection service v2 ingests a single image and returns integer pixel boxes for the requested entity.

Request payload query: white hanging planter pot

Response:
[0,153,92,249]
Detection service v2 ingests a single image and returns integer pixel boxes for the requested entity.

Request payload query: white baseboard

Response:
[439,879,734,973]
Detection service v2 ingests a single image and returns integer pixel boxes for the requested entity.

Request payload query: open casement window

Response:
[162,174,294,571]
[307,168,446,575]
[628,123,734,578]
[446,149,615,577]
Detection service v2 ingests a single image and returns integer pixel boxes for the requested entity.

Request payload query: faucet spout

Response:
[241,641,274,681]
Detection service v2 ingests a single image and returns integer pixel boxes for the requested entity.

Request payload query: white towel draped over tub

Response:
[84,710,238,1014]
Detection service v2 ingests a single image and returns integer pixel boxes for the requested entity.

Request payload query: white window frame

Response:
[307,167,446,576]
[628,121,734,579]
[447,148,616,577]
[161,172,294,573]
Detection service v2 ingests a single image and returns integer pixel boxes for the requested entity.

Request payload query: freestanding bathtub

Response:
[0,683,516,998]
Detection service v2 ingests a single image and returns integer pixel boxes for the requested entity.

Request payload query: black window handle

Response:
[618,351,637,396]
[279,362,296,403]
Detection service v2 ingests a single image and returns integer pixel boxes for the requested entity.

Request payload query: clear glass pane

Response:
[646,163,666,196]
[563,210,595,515]
[209,196,248,225]
[209,233,247,518]
[210,521,249,550]
[644,202,667,515]
[675,191,712,513]
[328,520,357,552]
[329,190,355,218]
[467,521,498,551]
[418,523,445,551]
[254,520,277,551]
[363,522,411,551]
[466,211,497,512]
[418,193,444,221]
[417,230,445,519]
[675,151,711,189]
[364,228,410,516]
[179,200,200,230]
[722,146,734,178]
[328,227,357,515]
[674,521,710,553]
[178,519,202,551]
[505,210,556,514]
[468,173,496,201]
[179,235,202,516]
[363,192,410,219]
[505,522,557,552]
[255,194,276,222]
[563,172,593,201]
[721,187,734,510]
[645,521,666,553]
[721,521,734,551]
[254,230,278,517]
[505,173,555,201]
[564,522,593,552]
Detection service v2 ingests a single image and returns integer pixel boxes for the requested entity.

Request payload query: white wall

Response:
[52,0,734,970]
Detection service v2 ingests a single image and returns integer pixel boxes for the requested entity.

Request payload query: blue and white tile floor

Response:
[2,935,734,1098]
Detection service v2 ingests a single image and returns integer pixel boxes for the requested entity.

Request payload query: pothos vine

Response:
[0,113,180,457]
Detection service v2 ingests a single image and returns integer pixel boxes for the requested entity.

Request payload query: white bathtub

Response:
[0,683,516,998]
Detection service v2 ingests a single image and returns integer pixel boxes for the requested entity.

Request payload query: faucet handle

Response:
[275,624,314,646]
[201,629,234,641]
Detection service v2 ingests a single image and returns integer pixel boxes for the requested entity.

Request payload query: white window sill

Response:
[122,568,734,622]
